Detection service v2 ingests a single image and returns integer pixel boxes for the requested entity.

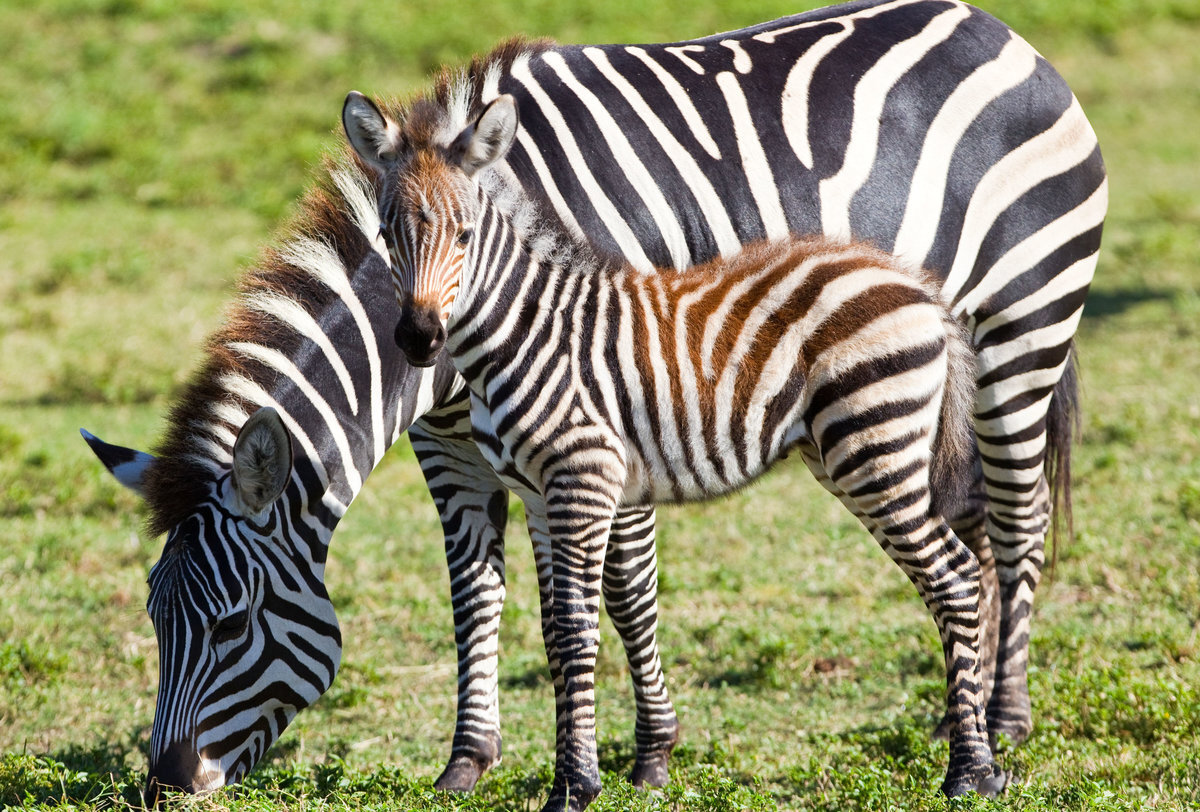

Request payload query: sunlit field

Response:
[2,1,1198,809]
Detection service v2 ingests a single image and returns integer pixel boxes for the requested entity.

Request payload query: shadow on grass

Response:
[1080,286,1175,320]
[499,664,550,690]
[0,737,146,808]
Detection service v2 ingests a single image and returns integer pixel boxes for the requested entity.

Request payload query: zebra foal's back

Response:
[602,237,975,508]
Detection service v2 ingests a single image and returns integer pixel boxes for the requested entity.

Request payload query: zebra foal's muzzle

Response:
[394,299,446,367]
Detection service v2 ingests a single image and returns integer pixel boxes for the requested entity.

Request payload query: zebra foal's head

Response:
[342,90,518,367]
[82,408,341,806]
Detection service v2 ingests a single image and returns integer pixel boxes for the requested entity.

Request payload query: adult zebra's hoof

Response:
[986,714,1034,748]
[433,756,487,793]
[630,749,671,789]
[541,774,602,812]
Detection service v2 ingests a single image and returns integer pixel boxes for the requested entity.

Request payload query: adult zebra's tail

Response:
[930,307,979,521]
[1045,345,1081,551]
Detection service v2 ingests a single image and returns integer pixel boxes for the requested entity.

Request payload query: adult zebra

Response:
[84,0,1105,803]
[349,0,1105,752]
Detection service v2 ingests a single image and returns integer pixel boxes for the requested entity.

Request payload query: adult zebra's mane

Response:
[141,161,379,538]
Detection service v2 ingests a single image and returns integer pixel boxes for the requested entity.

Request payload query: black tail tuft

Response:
[1044,343,1081,567]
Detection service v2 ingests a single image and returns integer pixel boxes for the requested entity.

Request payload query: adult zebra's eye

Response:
[457,228,472,246]
[211,609,249,644]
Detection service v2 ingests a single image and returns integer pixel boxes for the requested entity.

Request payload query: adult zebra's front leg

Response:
[411,420,510,791]
[413,418,678,797]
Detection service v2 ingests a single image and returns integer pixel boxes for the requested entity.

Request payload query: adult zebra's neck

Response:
[142,159,459,549]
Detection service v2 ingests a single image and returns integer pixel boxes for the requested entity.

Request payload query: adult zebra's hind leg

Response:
[973,347,1081,745]
[602,506,679,788]
[978,439,1052,746]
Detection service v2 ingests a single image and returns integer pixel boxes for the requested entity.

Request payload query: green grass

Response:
[2,0,1199,809]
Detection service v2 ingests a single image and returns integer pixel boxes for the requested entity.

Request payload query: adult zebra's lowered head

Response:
[82,158,458,804]
[84,408,340,801]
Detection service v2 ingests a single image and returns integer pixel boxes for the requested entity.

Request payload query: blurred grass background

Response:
[1,0,1199,809]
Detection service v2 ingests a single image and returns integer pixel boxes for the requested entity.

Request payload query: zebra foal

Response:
[347,92,1004,809]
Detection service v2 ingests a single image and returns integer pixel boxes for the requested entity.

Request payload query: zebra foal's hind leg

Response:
[799,448,1000,747]
[602,506,679,788]
[805,449,999,796]
[935,461,1000,742]
[865,506,999,795]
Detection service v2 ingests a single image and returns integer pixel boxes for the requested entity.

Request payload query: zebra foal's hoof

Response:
[977,764,1012,797]
[941,763,1010,798]
[630,749,671,789]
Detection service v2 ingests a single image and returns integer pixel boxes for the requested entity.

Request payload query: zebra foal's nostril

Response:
[394,304,446,367]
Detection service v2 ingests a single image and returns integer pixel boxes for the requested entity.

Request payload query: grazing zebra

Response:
[84,0,1105,801]
[83,163,677,803]
[346,90,1002,805]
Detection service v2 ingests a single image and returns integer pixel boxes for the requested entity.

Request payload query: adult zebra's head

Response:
[341,90,518,368]
[83,407,341,806]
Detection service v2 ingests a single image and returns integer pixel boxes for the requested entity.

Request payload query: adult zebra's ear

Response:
[343,90,403,171]
[452,94,519,178]
[230,407,293,518]
[80,429,154,497]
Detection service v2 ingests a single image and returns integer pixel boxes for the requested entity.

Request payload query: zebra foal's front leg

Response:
[531,471,626,812]
[602,506,679,788]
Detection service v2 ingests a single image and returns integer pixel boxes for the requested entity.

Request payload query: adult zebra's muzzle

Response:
[394,301,446,367]
[143,742,225,807]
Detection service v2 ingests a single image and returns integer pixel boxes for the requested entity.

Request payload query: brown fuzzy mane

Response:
[140,168,374,538]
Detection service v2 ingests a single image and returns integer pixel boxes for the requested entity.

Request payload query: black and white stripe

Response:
[354,91,998,800]
[84,163,678,802]
[82,0,1105,802]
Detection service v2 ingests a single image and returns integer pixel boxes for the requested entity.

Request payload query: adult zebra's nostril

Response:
[144,742,201,806]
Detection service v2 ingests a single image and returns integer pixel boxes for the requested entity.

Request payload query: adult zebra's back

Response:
[386,0,1104,743]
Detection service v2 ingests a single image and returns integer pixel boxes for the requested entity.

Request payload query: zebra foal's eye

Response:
[211,609,249,643]
[457,228,472,247]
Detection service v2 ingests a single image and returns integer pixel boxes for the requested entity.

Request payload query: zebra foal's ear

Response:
[343,90,403,171]
[230,407,293,518]
[80,429,155,497]
[452,94,519,177]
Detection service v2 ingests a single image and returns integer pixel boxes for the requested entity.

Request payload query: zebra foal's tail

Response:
[929,305,979,522]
